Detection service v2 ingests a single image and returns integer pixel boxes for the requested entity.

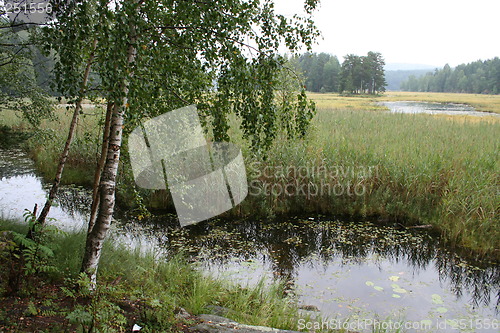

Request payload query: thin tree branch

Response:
[0,42,33,47]
[0,47,24,67]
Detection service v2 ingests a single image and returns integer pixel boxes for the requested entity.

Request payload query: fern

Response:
[7,210,62,284]
[12,231,37,248]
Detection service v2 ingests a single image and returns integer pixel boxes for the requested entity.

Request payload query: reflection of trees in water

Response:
[434,253,499,310]
[0,148,36,178]
[8,144,492,312]
[120,215,499,311]
[51,185,92,219]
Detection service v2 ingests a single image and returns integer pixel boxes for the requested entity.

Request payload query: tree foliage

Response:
[0,18,53,126]
[339,52,386,95]
[290,51,387,95]
[289,52,341,93]
[384,69,430,91]
[43,0,319,150]
[400,58,500,94]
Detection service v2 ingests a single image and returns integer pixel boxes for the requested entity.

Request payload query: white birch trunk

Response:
[87,101,113,234]
[80,7,138,286]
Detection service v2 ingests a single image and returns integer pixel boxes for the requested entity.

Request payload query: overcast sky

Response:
[274,0,500,68]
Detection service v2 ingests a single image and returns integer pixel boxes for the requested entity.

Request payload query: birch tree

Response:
[44,0,320,286]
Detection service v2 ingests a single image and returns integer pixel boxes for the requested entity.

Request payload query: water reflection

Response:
[0,147,90,231]
[117,215,499,325]
[379,101,500,117]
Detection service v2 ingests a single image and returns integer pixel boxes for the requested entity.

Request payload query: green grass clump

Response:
[97,242,300,330]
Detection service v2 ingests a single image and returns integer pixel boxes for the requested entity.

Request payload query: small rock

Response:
[298,309,319,321]
[190,314,302,333]
[175,307,192,320]
[205,305,230,316]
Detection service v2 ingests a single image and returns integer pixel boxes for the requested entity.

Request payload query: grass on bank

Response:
[257,106,498,254]
[1,105,105,186]
[0,218,303,332]
[236,92,499,255]
[245,93,499,255]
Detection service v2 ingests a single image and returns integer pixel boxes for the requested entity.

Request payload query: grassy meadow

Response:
[0,103,104,186]
[1,92,499,256]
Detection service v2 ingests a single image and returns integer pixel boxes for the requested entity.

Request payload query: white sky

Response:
[274,0,500,68]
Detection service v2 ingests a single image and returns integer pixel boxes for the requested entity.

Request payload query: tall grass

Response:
[316,108,498,253]
[242,94,499,255]
[5,104,105,185]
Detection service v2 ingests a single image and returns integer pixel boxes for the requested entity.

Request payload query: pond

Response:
[379,101,500,118]
[0,147,498,332]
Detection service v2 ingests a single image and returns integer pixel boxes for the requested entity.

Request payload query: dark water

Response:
[379,101,500,118]
[0,147,498,332]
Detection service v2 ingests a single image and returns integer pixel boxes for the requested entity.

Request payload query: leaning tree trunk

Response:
[29,39,98,238]
[80,14,138,286]
[87,101,114,234]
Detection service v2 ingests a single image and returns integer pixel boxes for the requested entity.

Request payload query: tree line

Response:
[291,51,387,94]
[400,58,500,94]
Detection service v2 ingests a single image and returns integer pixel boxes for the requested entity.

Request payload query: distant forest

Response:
[384,70,430,91]
[291,52,386,94]
[400,58,500,94]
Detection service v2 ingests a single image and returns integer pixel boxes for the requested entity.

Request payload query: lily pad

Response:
[392,294,401,298]
[365,281,375,287]
[373,286,384,291]
[431,294,444,305]
[389,275,400,282]
[436,307,448,313]
[393,287,407,294]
